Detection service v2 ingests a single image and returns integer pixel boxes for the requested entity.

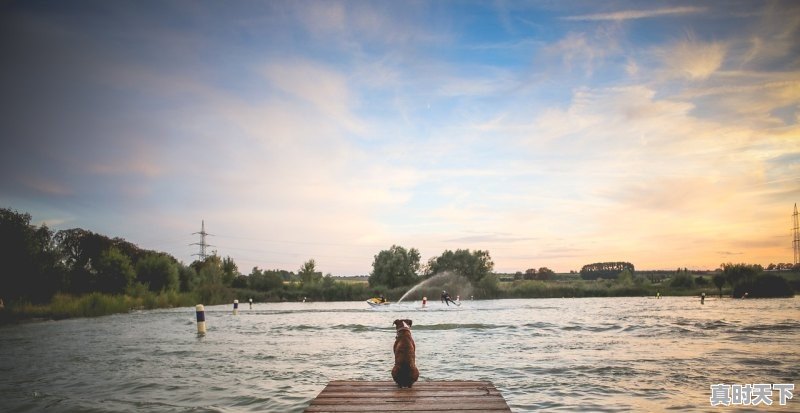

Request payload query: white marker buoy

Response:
[233,299,239,315]
[196,304,206,335]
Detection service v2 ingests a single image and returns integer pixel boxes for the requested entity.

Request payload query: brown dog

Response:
[392,319,419,388]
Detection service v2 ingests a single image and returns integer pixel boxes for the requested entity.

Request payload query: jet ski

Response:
[366,297,390,307]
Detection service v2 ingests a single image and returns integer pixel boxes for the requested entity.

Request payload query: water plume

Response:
[396,271,474,303]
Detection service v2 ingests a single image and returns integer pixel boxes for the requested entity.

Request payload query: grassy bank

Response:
[0,291,203,324]
[496,279,728,299]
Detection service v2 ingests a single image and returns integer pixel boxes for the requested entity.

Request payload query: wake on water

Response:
[396,271,474,304]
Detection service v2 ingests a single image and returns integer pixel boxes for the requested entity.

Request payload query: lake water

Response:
[0,297,798,412]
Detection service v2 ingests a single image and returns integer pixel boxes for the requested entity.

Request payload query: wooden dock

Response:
[304,380,511,412]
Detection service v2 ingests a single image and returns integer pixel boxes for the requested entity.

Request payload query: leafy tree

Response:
[580,262,635,280]
[136,253,179,292]
[299,259,322,285]
[669,272,695,289]
[425,249,493,283]
[523,268,536,280]
[192,255,224,285]
[178,263,198,292]
[221,256,239,286]
[734,273,793,298]
[0,208,63,303]
[369,245,421,289]
[721,263,762,294]
[231,274,248,289]
[93,247,135,294]
[248,267,284,292]
[535,267,556,280]
[712,274,726,298]
[616,269,634,286]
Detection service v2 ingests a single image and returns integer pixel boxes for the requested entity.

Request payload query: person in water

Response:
[700,292,705,305]
[441,290,456,306]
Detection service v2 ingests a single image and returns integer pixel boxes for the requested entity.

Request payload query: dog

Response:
[392,319,419,388]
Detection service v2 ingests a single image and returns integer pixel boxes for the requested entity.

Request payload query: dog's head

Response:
[393,319,413,332]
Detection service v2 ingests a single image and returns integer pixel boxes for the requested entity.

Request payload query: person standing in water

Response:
[700,292,705,305]
[441,290,456,306]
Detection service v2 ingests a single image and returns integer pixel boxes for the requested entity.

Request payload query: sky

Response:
[1,0,798,276]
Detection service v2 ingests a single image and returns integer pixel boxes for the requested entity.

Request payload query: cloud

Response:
[263,60,367,135]
[564,6,705,22]
[18,176,72,196]
[659,38,727,80]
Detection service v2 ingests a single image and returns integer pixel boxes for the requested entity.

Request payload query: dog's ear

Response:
[393,319,402,328]
[404,319,413,326]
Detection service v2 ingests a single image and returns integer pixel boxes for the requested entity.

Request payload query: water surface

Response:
[0,297,798,412]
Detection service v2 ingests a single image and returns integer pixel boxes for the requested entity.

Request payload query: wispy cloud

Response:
[659,37,727,80]
[564,6,705,22]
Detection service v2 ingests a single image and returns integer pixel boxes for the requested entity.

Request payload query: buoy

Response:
[422,296,427,307]
[196,304,206,335]
[233,299,239,315]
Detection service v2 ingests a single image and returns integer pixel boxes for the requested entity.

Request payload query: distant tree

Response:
[369,245,421,289]
[712,274,726,298]
[721,263,762,295]
[0,208,63,303]
[535,267,555,280]
[299,259,322,285]
[221,256,239,285]
[93,247,136,294]
[136,253,179,292]
[178,263,198,292]
[616,269,634,286]
[580,262,635,280]
[524,268,536,280]
[192,255,224,285]
[670,272,695,289]
[231,274,248,289]
[248,267,284,292]
[735,273,793,298]
[425,249,494,283]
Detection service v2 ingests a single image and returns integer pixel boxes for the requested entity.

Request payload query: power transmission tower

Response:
[191,220,214,261]
[793,204,799,265]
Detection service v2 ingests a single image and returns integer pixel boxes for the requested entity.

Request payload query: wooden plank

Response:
[304,380,511,413]
[312,390,503,398]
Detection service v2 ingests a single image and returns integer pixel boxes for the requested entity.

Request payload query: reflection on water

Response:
[0,297,798,412]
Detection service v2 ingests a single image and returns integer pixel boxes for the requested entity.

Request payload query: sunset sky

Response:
[1,1,798,275]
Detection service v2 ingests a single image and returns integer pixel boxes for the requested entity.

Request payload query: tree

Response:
[248,267,284,292]
[136,253,179,292]
[535,267,555,280]
[425,249,493,283]
[221,256,239,286]
[369,245,421,289]
[580,262,635,280]
[0,208,63,303]
[192,255,224,285]
[721,263,762,295]
[670,272,695,289]
[177,263,198,292]
[93,247,135,294]
[712,274,726,298]
[299,259,322,285]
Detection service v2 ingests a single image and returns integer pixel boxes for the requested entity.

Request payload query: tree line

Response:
[0,208,504,309]
[580,262,635,280]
